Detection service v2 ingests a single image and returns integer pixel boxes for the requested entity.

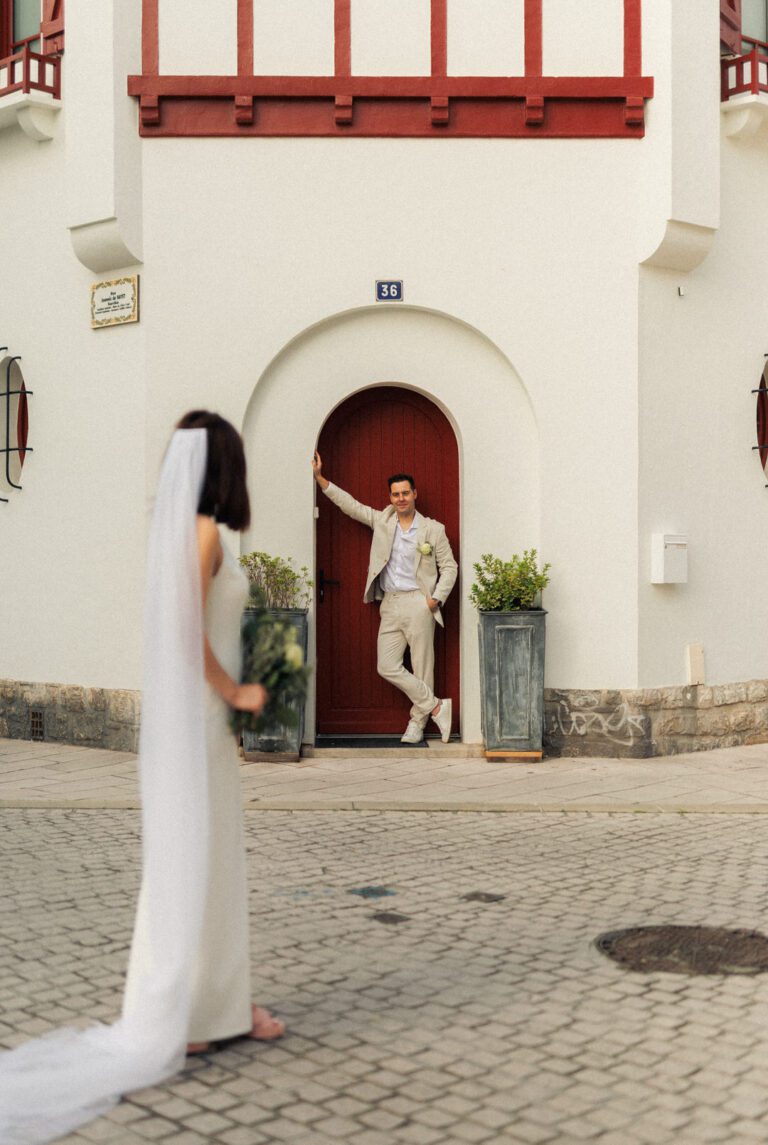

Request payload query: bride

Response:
[0,411,284,1144]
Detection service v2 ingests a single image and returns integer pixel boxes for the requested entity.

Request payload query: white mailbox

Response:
[651,534,688,584]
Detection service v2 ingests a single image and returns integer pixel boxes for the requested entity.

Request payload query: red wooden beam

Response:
[335,0,350,77]
[237,0,253,76]
[525,0,542,78]
[624,0,642,77]
[431,0,447,78]
[128,74,654,99]
[142,0,158,75]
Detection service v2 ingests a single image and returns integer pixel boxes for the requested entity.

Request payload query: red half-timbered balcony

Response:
[0,1,63,102]
[721,36,768,101]
[128,0,653,139]
[0,42,59,100]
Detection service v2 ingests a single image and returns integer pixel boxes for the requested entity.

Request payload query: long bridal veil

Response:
[0,429,211,1144]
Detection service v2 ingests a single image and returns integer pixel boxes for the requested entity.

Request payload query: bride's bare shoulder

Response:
[196,514,223,571]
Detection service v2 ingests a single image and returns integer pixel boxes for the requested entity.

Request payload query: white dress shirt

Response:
[379,512,423,593]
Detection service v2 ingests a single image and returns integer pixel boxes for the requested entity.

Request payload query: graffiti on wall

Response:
[548,697,647,747]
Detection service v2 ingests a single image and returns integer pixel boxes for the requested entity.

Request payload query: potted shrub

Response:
[238,552,313,761]
[469,551,551,760]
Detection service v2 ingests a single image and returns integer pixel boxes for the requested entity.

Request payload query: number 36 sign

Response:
[375,280,404,301]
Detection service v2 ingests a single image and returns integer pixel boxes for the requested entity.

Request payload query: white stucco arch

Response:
[241,305,540,743]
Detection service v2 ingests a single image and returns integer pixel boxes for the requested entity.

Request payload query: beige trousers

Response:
[377,590,437,724]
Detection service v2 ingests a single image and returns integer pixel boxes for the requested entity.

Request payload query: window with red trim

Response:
[1,0,40,58]
[0,0,63,61]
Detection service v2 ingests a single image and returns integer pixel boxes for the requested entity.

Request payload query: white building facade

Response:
[2,0,768,757]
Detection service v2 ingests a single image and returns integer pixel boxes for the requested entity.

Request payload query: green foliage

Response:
[469,550,551,611]
[230,608,311,736]
[239,551,313,610]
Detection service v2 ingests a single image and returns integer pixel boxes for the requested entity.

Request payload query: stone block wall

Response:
[545,681,768,758]
[3,677,768,759]
[0,680,140,752]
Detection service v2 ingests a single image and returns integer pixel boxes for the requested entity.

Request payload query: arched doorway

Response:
[315,386,460,739]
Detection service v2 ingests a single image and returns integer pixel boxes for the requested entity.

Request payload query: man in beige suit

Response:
[312,451,458,744]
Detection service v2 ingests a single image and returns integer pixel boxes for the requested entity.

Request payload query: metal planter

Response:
[478,609,546,757]
[241,607,308,761]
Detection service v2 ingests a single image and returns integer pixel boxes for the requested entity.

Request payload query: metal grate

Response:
[462,892,506,903]
[29,708,44,741]
[596,926,768,976]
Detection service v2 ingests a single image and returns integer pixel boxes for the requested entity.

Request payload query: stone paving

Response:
[4,738,768,1143]
[4,737,768,813]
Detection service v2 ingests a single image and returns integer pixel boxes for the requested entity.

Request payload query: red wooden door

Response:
[315,387,460,737]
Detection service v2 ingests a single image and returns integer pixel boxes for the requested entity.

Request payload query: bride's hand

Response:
[233,683,268,713]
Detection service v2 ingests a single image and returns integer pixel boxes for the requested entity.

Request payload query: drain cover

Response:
[462,892,506,903]
[596,926,768,975]
[372,911,409,925]
[349,886,396,899]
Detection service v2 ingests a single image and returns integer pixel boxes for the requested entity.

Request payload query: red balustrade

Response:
[721,36,768,101]
[0,43,61,101]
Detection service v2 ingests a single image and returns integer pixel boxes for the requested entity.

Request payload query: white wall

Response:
[136,127,646,708]
[0,121,147,691]
[638,131,768,687]
[8,0,763,741]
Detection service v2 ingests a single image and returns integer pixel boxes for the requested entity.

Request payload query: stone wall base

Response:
[545,681,768,758]
[0,679,140,753]
[3,678,768,760]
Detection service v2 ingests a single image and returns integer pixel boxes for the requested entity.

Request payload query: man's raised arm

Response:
[312,451,379,529]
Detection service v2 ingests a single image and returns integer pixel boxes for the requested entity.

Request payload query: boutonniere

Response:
[418,542,433,556]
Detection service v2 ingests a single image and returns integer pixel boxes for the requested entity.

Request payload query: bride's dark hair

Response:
[176,410,251,530]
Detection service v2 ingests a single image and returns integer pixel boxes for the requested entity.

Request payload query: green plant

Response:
[469,550,551,611]
[239,551,313,610]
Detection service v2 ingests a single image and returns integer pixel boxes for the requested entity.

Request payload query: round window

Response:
[756,362,768,474]
[1,355,30,496]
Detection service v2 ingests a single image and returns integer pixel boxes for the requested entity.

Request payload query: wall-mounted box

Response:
[651,534,688,584]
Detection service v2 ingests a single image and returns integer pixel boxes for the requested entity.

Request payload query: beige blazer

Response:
[323,482,458,627]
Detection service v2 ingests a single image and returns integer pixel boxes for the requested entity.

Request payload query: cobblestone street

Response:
[4,800,768,1144]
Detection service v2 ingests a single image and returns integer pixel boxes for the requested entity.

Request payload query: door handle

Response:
[318,568,340,603]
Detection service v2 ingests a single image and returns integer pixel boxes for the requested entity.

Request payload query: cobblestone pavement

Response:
[4,807,768,1144]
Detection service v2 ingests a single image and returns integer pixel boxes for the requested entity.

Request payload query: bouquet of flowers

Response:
[230,592,311,737]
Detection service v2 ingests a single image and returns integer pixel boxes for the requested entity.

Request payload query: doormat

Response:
[315,737,430,746]
[315,735,454,748]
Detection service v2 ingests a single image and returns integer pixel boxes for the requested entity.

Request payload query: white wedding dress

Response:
[124,540,252,1044]
[0,430,253,1144]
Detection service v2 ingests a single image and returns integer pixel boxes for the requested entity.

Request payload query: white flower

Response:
[418,542,433,556]
[284,639,304,670]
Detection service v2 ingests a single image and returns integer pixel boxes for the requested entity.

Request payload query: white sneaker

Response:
[432,698,453,743]
[401,719,425,745]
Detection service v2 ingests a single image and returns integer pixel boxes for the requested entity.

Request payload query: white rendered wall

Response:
[351,0,431,76]
[159,0,237,75]
[542,0,624,77]
[6,0,756,739]
[253,0,334,76]
[637,131,768,688]
[136,128,645,720]
[0,120,147,692]
[448,0,525,77]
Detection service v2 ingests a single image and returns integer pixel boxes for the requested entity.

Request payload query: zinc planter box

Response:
[478,609,546,760]
[241,607,308,762]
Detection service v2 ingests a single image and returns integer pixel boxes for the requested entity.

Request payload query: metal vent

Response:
[29,708,44,741]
